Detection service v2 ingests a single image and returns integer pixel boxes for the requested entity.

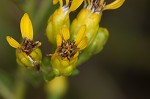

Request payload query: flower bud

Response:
[71,8,102,47]
[78,27,109,65]
[46,8,70,45]
[91,27,109,54]
[46,76,68,98]
[46,0,83,45]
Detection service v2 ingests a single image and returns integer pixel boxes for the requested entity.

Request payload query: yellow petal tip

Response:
[104,0,125,10]
[20,13,33,40]
[6,36,20,48]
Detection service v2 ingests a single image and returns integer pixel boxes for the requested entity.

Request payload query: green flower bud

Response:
[91,27,109,54]
[78,27,109,65]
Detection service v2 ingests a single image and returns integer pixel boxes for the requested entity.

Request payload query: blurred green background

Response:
[0,0,150,99]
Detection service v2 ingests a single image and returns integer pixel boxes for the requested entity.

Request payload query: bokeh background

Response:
[0,0,150,99]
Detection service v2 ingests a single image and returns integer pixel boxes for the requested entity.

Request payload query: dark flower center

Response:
[21,38,40,55]
[84,0,106,13]
[57,40,78,60]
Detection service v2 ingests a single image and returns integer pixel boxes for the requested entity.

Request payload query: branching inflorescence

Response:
[6,0,125,78]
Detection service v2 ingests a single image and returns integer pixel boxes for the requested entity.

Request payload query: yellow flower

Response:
[6,13,42,70]
[71,0,125,47]
[46,0,84,45]
[47,25,88,76]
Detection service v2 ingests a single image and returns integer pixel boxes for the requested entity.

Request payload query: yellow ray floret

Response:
[87,0,91,5]
[66,0,69,5]
[56,34,62,47]
[99,0,105,5]
[104,0,125,10]
[75,25,86,45]
[61,27,70,41]
[69,0,84,12]
[20,13,33,40]
[6,36,20,48]
[73,51,79,58]
[77,37,88,50]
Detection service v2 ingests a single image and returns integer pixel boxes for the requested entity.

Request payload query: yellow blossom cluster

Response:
[6,0,125,76]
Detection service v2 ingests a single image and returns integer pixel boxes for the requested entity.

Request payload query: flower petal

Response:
[66,0,69,5]
[20,13,33,40]
[87,0,91,5]
[62,27,70,41]
[69,0,83,11]
[56,34,62,47]
[77,37,88,50]
[73,51,79,58]
[104,0,125,10]
[75,25,86,45]
[99,0,104,5]
[59,0,63,7]
[6,36,20,48]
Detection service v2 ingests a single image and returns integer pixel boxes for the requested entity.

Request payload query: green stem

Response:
[13,68,27,99]
[0,81,14,99]
[14,79,26,99]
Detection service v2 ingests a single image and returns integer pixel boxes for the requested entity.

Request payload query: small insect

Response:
[21,38,41,71]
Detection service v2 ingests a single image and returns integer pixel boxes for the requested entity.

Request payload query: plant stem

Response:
[0,81,14,99]
[14,68,27,99]
[14,79,26,99]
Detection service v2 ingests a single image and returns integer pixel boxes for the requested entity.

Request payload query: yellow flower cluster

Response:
[6,0,125,77]
[46,0,125,76]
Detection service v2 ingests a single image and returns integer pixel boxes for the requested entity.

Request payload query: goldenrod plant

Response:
[0,0,125,99]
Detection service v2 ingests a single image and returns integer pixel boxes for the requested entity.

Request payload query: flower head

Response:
[47,25,88,76]
[71,0,125,47]
[46,0,84,45]
[84,0,125,13]
[6,13,42,70]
